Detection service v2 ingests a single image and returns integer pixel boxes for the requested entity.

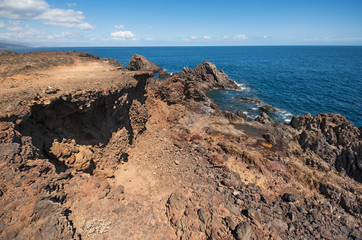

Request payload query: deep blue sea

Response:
[12,46,362,127]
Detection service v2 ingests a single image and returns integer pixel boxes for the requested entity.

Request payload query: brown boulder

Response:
[127,54,164,73]
[235,222,252,240]
[50,139,94,173]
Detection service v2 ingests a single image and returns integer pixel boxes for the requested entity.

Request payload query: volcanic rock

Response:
[290,113,362,182]
[258,105,279,113]
[178,61,241,91]
[235,222,252,240]
[234,96,263,104]
[0,51,361,240]
[282,193,296,202]
[255,112,275,125]
[127,54,164,73]
[101,58,124,68]
[237,110,253,120]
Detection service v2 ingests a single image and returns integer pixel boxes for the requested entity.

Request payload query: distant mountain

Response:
[0,41,29,50]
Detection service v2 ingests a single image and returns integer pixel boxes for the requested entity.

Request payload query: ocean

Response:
[13,46,362,127]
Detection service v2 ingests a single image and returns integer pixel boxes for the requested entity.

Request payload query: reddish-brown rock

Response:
[0,51,361,240]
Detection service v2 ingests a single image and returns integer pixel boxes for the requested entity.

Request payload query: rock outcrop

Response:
[127,54,172,79]
[177,60,241,91]
[0,52,361,240]
[258,105,279,113]
[127,54,163,72]
[291,113,362,182]
[234,96,263,104]
[151,60,243,108]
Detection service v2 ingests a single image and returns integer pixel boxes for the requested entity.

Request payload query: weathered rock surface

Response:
[258,105,279,113]
[177,60,241,91]
[50,139,94,173]
[127,54,163,72]
[291,113,362,182]
[235,222,252,240]
[234,96,263,104]
[127,54,172,79]
[0,52,361,240]
[236,111,253,120]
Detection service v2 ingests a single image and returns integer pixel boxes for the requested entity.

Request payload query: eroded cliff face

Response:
[0,51,361,240]
[0,51,156,239]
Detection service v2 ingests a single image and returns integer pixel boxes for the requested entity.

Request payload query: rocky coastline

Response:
[0,50,361,239]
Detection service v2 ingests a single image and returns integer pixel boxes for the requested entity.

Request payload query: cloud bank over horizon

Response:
[0,0,361,47]
[0,0,94,29]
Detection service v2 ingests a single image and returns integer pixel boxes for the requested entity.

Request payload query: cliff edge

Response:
[0,51,361,240]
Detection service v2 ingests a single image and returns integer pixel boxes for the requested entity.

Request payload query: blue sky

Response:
[0,0,362,46]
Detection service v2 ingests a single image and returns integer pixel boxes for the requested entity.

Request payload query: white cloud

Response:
[9,20,20,25]
[7,25,23,32]
[0,0,48,19]
[234,34,248,40]
[6,21,30,32]
[145,37,154,41]
[0,0,94,30]
[47,31,72,39]
[0,20,5,28]
[0,25,43,41]
[110,30,136,40]
[66,3,77,7]
[222,36,229,39]
[35,9,95,29]
[263,35,268,39]
[115,24,125,29]
[190,36,198,40]
[203,36,212,39]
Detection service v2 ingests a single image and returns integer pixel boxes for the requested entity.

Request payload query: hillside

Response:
[0,50,361,240]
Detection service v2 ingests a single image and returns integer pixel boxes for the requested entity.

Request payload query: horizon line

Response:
[26,44,362,48]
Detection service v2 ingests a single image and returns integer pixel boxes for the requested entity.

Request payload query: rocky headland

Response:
[0,50,361,239]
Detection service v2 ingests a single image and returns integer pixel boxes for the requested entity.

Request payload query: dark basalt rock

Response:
[282,193,296,202]
[263,132,276,144]
[236,111,253,120]
[255,112,275,125]
[101,58,124,68]
[159,71,172,79]
[258,105,279,113]
[290,113,362,182]
[234,96,263,104]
